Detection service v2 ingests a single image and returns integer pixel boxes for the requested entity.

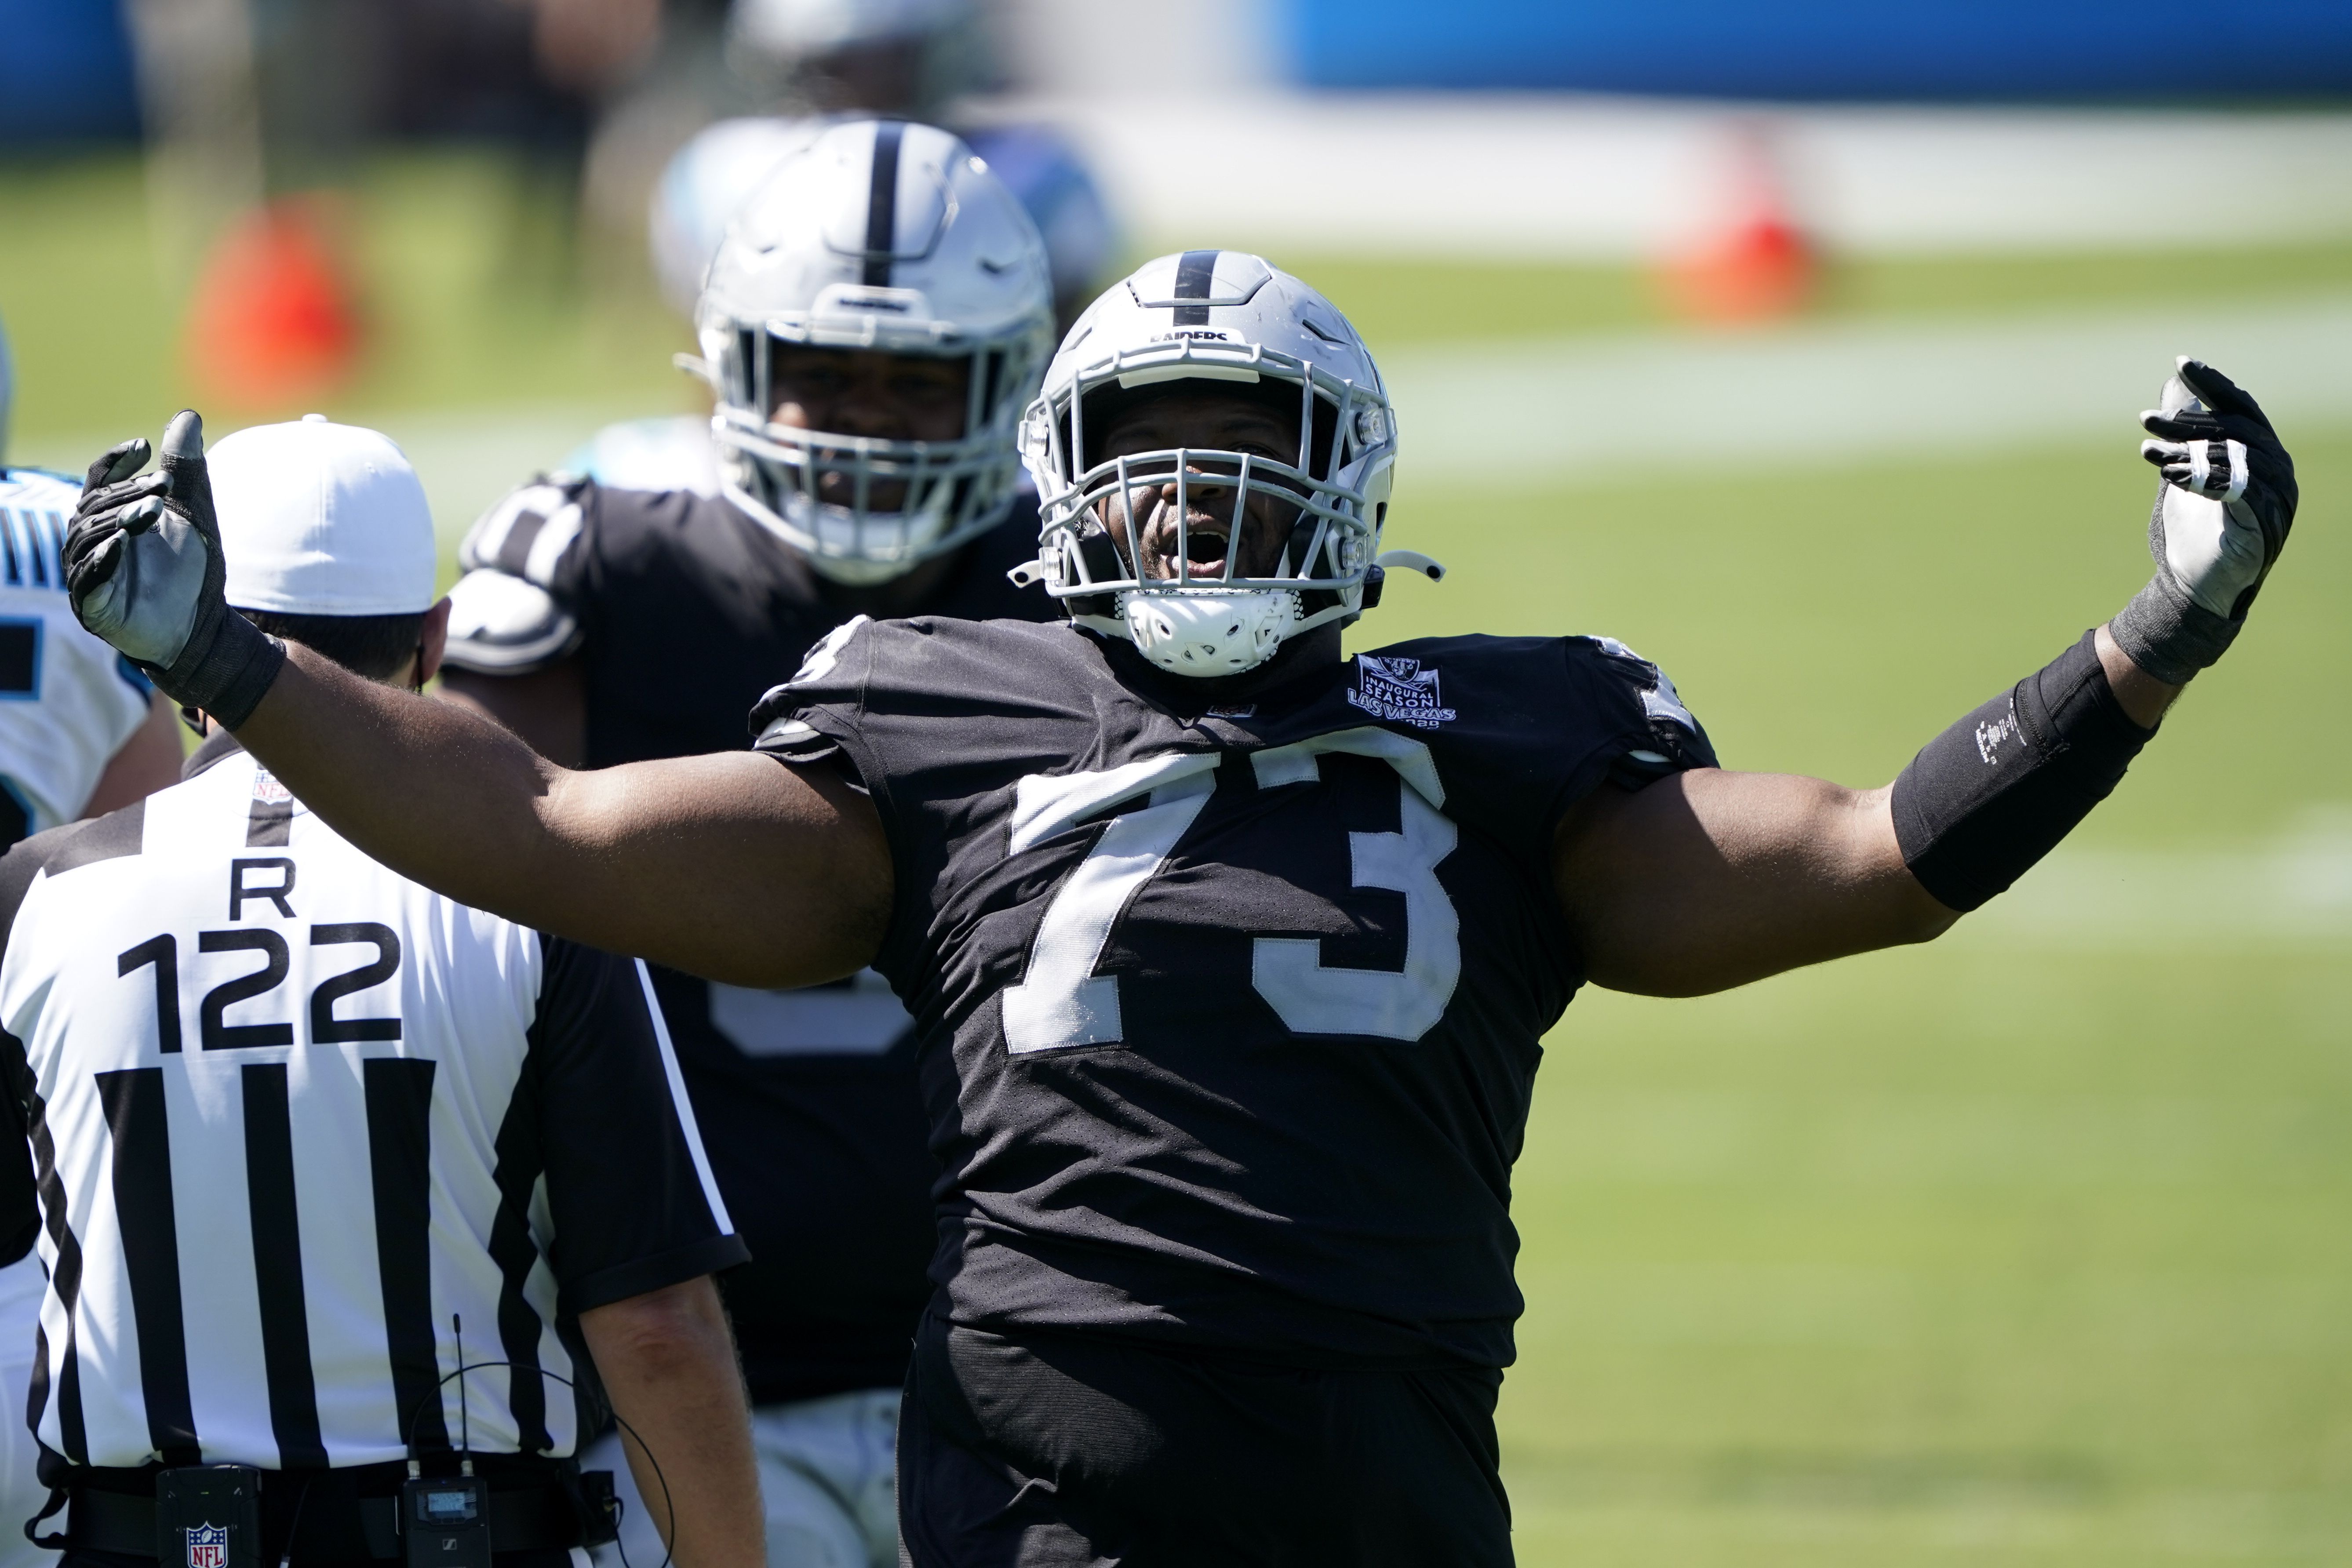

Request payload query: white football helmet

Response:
[1019,251,1427,677]
[697,118,1054,584]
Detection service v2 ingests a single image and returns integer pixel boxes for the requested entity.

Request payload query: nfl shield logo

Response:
[186,1523,228,1568]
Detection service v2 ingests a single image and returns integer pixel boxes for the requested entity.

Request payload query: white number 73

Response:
[1000,728,1460,1054]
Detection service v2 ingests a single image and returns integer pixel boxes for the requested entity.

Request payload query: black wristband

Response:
[2107,480,2243,685]
[2108,573,2237,688]
[146,607,286,731]
[1890,630,2152,913]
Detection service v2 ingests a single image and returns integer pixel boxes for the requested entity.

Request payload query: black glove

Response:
[2109,358,2297,686]
[63,411,285,728]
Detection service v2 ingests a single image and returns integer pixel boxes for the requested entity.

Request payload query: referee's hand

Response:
[65,411,285,729]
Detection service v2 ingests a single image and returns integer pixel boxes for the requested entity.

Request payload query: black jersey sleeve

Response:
[746,615,879,769]
[525,936,747,1314]
[1529,633,1717,844]
[441,478,598,675]
[1570,634,1718,784]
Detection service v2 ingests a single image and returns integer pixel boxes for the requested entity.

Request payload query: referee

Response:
[0,417,762,1568]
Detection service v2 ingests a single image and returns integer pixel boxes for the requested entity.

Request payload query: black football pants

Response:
[897,1313,1513,1568]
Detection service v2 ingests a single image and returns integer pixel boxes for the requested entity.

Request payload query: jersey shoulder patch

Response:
[749,614,874,759]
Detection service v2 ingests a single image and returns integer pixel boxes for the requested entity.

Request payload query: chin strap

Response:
[1373,549,1445,582]
[1359,551,1448,611]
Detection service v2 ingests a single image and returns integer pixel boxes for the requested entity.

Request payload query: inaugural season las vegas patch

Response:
[1347,655,1457,730]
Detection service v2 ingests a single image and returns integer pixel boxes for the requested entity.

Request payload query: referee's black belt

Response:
[61,1466,597,1561]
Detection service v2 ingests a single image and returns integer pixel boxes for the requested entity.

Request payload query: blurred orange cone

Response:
[185,198,362,409]
[1658,123,1816,327]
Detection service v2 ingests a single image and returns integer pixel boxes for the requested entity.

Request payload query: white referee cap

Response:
[212,415,438,616]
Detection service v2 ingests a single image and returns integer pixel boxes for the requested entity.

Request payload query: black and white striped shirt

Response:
[0,733,746,1470]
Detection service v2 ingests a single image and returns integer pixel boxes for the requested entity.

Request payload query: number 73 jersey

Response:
[756,617,1715,1372]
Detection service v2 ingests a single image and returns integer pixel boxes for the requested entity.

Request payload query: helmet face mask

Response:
[1022,252,1398,677]
[697,119,1054,584]
[713,327,1039,584]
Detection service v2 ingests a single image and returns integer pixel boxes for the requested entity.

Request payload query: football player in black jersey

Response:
[433,119,1063,1567]
[67,248,2297,1566]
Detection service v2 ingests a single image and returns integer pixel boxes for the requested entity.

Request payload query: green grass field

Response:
[1376,442,2352,1564]
[6,149,2348,1563]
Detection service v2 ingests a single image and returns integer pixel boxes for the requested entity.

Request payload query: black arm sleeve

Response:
[528,936,747,1316]
[1891,629,2153,913]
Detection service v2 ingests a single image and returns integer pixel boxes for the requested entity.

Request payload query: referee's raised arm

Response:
[61,413,892,990]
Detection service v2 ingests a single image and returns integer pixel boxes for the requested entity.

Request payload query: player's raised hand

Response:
[65,412,221,669]
[62,411,285,728]
[2111,358,2297,687]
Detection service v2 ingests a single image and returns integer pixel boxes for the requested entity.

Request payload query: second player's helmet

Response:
[1019,251,1405,677]
[698,118,1054,584]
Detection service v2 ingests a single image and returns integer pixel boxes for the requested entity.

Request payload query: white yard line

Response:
[1382,291,2352,480]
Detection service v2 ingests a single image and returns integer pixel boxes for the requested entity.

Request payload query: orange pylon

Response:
[184,197,363,410]
[1657,123,1817,327]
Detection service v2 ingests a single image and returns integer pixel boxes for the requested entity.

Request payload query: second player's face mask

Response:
[725,339,981,586]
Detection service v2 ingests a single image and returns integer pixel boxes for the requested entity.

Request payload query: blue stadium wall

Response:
[0,0,139,142]
[1280,0,2352,98]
